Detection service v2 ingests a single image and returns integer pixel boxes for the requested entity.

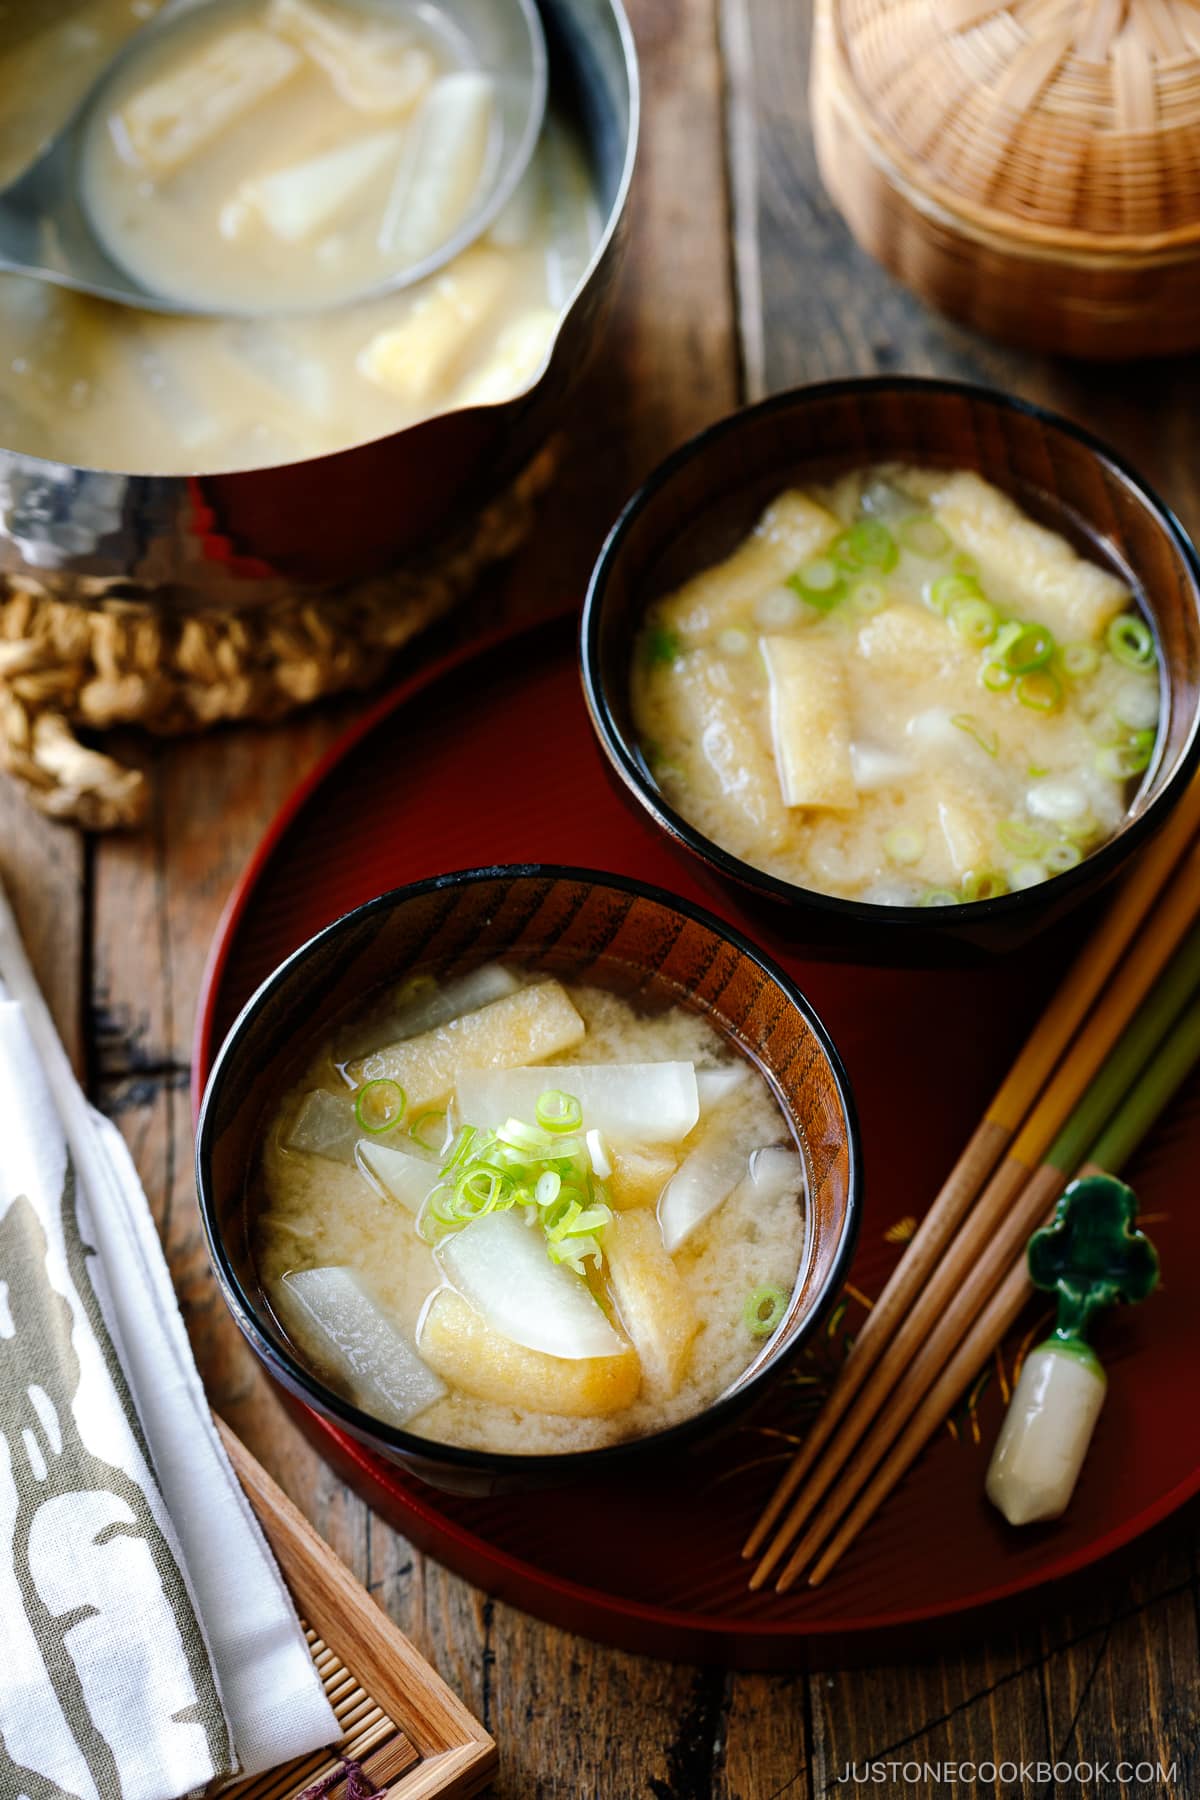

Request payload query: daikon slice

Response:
[436,1210,624,1359]
[227,131,404,244]
[455,1063,700,1144]
[356,1140,438,1214]
[285,1089,359,1164]
[337,963,520,1062]
[379,72,495,264]
[658,1136,750,1253]
[695,1066,749,1111]
[271,1266,445,1426]
[744,1145,804,1206]
[417,1288,640,1416]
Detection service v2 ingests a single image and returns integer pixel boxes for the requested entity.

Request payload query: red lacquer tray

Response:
[194,614,1200,1667]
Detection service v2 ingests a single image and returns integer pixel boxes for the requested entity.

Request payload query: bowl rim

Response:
[195,860,863,1475]
[579,374,1200,933]
[0,0,641,484]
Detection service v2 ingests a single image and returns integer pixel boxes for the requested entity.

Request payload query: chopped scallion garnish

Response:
[643,624,682,667]
[1002,623,1055,674]
[409,1108,447,1152]
[743,1284,788,1337]
[1016,670,1062,712]
[951,714,998,756]
[883,826,925,865]
[1045,842,1083,873]
[536,1089,584,1133]
[929,572,982,616]
[1106,613,1156,672]
[962,869,1008,902]
[354,1078,406,1135]
[998,818,1047,858]
[833,519,898,574]
[787,558,846,610]
[949,596,998,648]
[1061,643,1100,678]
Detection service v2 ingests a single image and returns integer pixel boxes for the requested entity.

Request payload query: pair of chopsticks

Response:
[745,779,1200,1590]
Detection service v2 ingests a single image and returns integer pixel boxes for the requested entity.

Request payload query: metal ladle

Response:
[0,0,547,317]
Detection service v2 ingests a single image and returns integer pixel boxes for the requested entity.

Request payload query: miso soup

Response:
[252,964,809,1453]
[632,467,1161,906]
[0,0,601,473]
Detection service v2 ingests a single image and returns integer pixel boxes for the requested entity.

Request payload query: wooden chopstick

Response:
[803,992,1200,1586]
[773,950,1200,1590]
[749,843,1200,1589]
[743,783,1200,1566]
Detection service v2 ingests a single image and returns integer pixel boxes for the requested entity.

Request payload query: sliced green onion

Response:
[535,1170,562,1208]
[498,1115,555,1154]
[354,1078,406,1135]
[852,578,888,614]
[833,519,898,574]
[409,1108,447,1152]
[951,714,998,756]
[949,596,999,648]
[1008,860,1048,891]
[642,623,681,668]
[952,551,978,578]
[1059,812,1098,844]
[1045,842,1083,873]
[743,1283,788,1337]
[754,587,803,630]
[1096,738,1154,779]
[962,869,1008,902]
[1027,763,1050,778]
[1003,622,1055,674]
[717,626,753,655]
[536,1089,583,1133]
[1106,613,1156,671]
[787,558,846,610]
[929,572,982,616]
[1016,670,1062,712]
[883,826,925,865]
[1061,642,1100,678]
[998,818,1047,857]
[981,660,1014,693]
[898,515,950,558]
[920,888,960,907]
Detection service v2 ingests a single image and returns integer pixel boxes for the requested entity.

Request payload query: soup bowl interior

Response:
[581,379,1200,959]
[196,866,861,1492]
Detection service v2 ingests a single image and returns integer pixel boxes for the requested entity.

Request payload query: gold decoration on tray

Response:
[811,0,1200,356]
[0,445,557,831]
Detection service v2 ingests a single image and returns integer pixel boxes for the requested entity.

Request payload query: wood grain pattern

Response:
[3,0,1188,1792]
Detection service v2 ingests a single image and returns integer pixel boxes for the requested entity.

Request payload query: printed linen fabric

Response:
[0,885,337,1800]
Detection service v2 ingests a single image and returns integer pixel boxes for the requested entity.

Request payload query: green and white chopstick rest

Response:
[986,1174,1159,1526]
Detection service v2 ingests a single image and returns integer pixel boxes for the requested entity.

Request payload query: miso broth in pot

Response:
[0,0,639,606]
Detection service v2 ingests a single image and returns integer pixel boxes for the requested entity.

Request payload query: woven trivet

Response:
[0,443,558,831]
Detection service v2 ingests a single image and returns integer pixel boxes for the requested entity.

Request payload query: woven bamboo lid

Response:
[837,0,1200,246]
[812,0,1200,352]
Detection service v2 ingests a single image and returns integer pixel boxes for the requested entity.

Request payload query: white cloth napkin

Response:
[0,882,337,1799]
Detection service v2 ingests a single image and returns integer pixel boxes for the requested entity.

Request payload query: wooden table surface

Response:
[5,2,1200,1794]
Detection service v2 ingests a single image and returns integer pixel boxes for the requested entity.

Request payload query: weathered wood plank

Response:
[0,776,85,1071]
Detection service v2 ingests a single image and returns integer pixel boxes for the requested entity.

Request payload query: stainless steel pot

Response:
[0,0,638,612]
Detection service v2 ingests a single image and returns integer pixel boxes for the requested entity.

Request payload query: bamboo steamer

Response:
[811,0,1200,357]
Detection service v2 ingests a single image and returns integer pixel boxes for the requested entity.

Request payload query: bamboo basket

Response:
[811,0,1200,358]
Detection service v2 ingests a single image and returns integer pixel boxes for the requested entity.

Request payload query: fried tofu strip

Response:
[657,491,841,640]
[760,634,857,810]
[418,1289,641,1416]
[927,471,1129,643]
